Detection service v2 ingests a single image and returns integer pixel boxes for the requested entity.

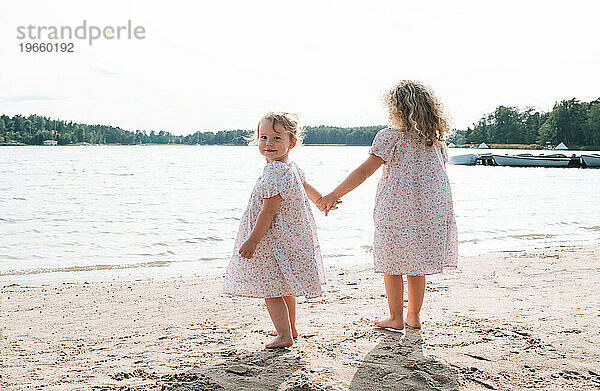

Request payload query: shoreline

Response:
[3,143,599,151]
[2,238,595,284]
[2,243,599,390]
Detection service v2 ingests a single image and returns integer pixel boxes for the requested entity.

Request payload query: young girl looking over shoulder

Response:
[318,80,458,330]
[223,112,329,348]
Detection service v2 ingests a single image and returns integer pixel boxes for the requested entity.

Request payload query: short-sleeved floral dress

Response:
[223,160,326,299]
[369,127,458,275]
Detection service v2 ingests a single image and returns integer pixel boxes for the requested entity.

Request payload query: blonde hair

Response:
[253,112,303,144]
[384,80,451,146]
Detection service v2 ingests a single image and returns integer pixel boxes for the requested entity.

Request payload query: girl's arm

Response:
[297,165,339,212]
[239,195,282,258]
[304,181,341,212]
[317,154,384,211]
[303,182,322,206]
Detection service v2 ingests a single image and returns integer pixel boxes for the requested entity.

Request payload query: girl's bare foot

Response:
[268,328,298,338]
[265,335,294,349]
[374,317,405,330]
[404,315,421,329]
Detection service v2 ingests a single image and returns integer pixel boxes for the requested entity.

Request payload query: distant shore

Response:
[2,243,599,390]
[3,142,599,150]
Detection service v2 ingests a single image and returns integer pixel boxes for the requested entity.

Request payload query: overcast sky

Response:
[1,0,599,135]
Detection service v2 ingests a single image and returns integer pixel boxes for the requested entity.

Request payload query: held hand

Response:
[315,196,326,212]
[325,199,342,216]
[316,193,333,211]
[318,193,342,216]
[239,239,258,259]
[315,197,340,212]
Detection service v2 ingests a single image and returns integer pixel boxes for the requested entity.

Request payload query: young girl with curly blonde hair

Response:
[318,80,458,330]
[224,112,333,348]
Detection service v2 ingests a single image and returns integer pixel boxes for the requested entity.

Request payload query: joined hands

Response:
[316,193,342,216]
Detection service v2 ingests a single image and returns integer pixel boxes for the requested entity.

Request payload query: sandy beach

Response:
[1,244,599,390]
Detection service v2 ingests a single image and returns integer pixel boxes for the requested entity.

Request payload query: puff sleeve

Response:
[257,161,293,199]
[296,165,306,183]
[440,142,449,164]
[369,128,399,163]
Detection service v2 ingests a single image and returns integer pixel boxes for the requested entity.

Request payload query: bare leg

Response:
[264,297,293,348]
[405,275,425,329]
[374,274,405,330]
[268,296,298,338]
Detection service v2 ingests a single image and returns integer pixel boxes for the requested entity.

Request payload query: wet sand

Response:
[1,244,599,390]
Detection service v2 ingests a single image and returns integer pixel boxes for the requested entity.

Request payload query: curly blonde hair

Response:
[384,80,450,146]
[252,112,303,144]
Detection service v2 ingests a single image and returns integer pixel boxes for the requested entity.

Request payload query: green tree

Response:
[584,101,600,146]
[468,117,489,144]
[552,99,587,145]
[537,114,557,144]
[489,106,522,143]
[13,115,24,133]
[522,108,543,144]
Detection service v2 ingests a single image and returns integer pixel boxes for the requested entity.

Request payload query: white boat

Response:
[581,154,600,167]
[449,154,478,165]
[492,154,571,167]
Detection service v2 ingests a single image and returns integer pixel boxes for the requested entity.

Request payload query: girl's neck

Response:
[389,123,407,132]
[266,154,289,164]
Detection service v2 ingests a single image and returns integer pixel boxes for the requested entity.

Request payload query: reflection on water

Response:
[1,145,599,279]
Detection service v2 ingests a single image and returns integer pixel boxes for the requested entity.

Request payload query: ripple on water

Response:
[0,260,173,276]
[508,234,556,240]
[323,253,353,258]
[0,254,23,260]
[583,226,600,231]
[221,216,240,221]
[186,236,224,242]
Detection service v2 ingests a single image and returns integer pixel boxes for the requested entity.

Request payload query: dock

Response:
[476,153,496,166]
[459,153,598,168]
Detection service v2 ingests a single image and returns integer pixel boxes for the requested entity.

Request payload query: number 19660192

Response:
[19,42,74,53]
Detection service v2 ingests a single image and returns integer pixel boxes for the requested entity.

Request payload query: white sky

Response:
[1,0,599,135]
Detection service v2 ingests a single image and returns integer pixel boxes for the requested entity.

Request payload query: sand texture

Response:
[2,244,600,390]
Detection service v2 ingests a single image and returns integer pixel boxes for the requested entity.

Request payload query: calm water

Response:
[1,145,599,281]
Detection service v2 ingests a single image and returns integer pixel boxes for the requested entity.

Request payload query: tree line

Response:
[449,98,600,147]
[0,114,384,146]
[0,114,252,146]
[1,97,599,147]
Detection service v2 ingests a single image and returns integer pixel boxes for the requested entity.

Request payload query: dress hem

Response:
[222,290,323,300]
[373,265,458,276]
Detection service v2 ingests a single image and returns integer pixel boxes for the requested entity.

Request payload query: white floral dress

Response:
[223,161,326,299]
[369,128,458,275]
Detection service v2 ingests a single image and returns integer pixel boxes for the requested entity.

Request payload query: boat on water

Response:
[581,154,600,167]
[492,154,571,167]
[449,153,478,165]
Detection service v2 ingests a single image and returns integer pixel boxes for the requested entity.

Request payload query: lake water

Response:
[1,145,599,282]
